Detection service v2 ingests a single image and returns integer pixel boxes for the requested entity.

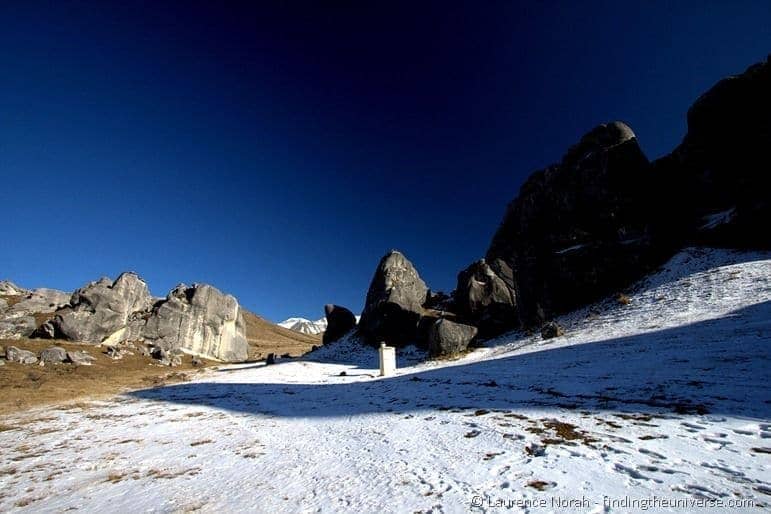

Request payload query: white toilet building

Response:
[378,342,396,377]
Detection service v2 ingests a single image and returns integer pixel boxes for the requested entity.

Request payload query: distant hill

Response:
[243,311,321,360]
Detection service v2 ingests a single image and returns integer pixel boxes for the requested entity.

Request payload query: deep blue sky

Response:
[1,1,769,322]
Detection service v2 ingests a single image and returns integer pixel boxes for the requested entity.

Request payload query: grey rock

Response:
[486,121,662,325]
[0,280,27,296]
[142,284,248,362]
[359,250,429,346]
[455,259,517,337]
[40,346,68,364]
[541,321,565,340]
[323,304,356,344]
[0,287,69,339]
[66,350,96,366]
[6,346,38,364]
[428,319,478,358]
[52,272,152,344]
[191,356,203,367]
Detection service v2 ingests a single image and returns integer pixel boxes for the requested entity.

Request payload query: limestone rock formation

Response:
[40,346,68,364]
[428,319,478,358]
[51,272,152,344]
[653,55,771,249]
[6,346,38,364]
[359,250,429,346]
[455,259,517,337]
[486,121,663,325]
[322,304,356,344]
[142,284,248,362]
[0,286,70,339]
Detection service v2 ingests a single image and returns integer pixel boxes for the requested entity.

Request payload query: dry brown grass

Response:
[242,310,321,360]
[0,310,321,414]
[0,295,24,308]
[0,338,208,415]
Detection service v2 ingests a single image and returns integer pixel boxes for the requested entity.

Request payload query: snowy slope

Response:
[1,248,770,513]
[278,317,328,335]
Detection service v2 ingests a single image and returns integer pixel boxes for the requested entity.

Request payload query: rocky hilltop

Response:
[341,55,770,357]
[1,274,247,362]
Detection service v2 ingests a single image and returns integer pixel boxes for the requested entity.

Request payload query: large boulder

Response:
[428,319,478,358]
[142,284,248,362]
[359,250,429,346]
[486,121,665,325]
[51,273,152,343]
[455,259,517,337]
[653,55,771,249]
[322,304,356,344]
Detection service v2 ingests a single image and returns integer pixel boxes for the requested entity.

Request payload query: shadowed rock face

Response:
[143,284,248,363]
[53,272,152,344]
[428,319,478,358]
[486,121,663,325]
[323,304,356,344]
[359,250,428,346]
[455,259,517,337]
[653,55,771,249]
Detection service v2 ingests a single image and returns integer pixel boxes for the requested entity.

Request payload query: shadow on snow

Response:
[129,301,771,420]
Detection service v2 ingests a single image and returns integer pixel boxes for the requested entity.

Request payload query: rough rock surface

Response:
[67,350,96,366]
[6,346,38,364]
[142,284,248,362]
[427,319,478,358]
[322,304,356,344]
[0,287,70,339]
[359,250,429,346]
[40,346,68,364]
[0,281,26,296]
[541,321,565,340]
[52,273,152,344]
[653,55,771,249]
[455,259,517,337]
[486,121,663,325]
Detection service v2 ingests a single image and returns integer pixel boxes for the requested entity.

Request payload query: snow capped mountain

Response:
[278,317,328,335]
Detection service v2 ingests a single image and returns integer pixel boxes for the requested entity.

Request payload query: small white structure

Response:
[378,342,396,377]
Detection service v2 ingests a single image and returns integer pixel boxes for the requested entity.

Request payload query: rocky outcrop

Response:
[0,287,70,339]
[0,281,26,296]
[359,250,429,346]
[51,273,152,344]
[142,284,248,362]
[455,259,517,337]
[322,304,356,344]
[653,55,771,249]
[541,321,564,340]
[428,319,478,358]
[486,121,664,325]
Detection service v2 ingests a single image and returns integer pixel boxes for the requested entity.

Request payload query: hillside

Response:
[1,247,768,511]
[242,310,321,360]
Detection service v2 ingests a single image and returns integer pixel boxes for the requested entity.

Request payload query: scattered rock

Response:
[266,353,276,365]
[322,304,356,344]
[67,350,96,366]
[428,319,478,358]
[359,250,429,346]
[541,321,565,340]
[191,356,203,367]
[39,346,68,364]
[339,371,347,376]
[525,442,546,457]
[6,346,39,364]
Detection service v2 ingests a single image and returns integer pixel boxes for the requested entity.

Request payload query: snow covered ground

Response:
[1,248,770,513]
